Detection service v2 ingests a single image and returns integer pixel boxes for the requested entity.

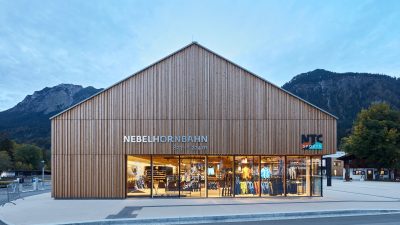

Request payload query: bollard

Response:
[326,158,332,186]
[33,181,37,190]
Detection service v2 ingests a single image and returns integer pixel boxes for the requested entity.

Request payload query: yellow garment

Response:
[242,167,251,180]
[240,182,247,194]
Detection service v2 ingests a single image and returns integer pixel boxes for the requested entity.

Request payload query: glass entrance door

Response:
[207,156,234,197]
[179,156,206,198]
[152,156,180,197]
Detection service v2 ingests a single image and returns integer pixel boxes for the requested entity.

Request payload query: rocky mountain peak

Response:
[282,69,400,141]
[0,83,102,149]
[6,84,102,114]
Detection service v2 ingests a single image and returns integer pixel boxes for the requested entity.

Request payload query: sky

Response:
[0,0,399,111]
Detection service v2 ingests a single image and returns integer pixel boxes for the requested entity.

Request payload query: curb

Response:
[51,209,400,225]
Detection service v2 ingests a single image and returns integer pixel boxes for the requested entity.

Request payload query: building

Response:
[323,151,345,178]
[337,154,392,181]
[51,43,337,199]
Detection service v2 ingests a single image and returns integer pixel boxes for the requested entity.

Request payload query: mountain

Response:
[1,70,399,150]
[0,84,103,149]
[282,69,400,143]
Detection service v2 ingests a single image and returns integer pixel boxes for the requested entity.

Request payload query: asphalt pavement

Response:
[181,213,400,225]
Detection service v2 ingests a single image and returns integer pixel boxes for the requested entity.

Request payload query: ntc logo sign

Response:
[301,134,323,150]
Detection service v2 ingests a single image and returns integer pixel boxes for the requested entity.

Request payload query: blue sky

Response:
[0,0,399,111]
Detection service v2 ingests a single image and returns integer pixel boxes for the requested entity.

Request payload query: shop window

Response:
[260,156,284,196]
[333,161,341,167]
[311,156,322,196]
[207,156,234,197]
[127,156,151,196]
[180,156,206,198]
[286,156,310,196]
[152,156,179,197]
[353,170,366,175]
[234,156,260,197]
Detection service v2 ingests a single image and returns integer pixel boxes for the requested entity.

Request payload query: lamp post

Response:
[41,160,45,183]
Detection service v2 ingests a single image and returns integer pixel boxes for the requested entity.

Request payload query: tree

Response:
[341,103,400,179]
[0,138,16,163]
[14,144,43,170]
[0,151,12,173]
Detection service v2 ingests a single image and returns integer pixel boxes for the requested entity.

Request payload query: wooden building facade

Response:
[51,43,337,199]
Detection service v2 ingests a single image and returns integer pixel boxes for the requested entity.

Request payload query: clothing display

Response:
[270,178,284,195]
[288,167,297,179]
[261,167,271,179]
[179,158,205,197]
[126,156,320,197]
[254,181,260,194]
[234,176,259,195]
[287,181,298,194]
[261,181,270,194]
[221,173,233,196]
[207,167,215,176]
[240,182,247,194]
[181,181,200,191]
[278,160,284,175]
[242,166,251,180]
[207,181,218,190]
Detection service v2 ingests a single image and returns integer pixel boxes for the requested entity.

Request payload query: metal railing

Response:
[1,181,51,206]
[6,183,20,204]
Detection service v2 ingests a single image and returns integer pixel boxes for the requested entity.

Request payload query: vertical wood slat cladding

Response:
[51,43,337,198]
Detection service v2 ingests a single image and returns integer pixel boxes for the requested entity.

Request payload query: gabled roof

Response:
[51,42,338,120]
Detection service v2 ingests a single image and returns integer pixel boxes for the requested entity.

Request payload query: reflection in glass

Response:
[311,156,322,196]
[260,156,284,196]
[234,156,260,197]
[127,155,151,196]
[286,156,311,196]
[207,156,234,197]
[180,156,206,198]
[152,156,180,197]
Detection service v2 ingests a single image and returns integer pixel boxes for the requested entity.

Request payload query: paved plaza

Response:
[0,180,400,225]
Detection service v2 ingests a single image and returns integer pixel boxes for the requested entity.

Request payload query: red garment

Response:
[254,181,260,194]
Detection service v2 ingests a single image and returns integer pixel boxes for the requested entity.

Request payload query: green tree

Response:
[0,151,12,173]
[341,103,400,179]
[14,144,43,170]
[0,137,15,163]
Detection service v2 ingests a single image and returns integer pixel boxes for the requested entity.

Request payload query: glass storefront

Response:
[126,155,151,196]
[234,156,259,197]
[286,156,311,196]
[311,156,322,196]
[127,155,322,198]
[180,156,206,198]
[261,156,284,196]
[152,156,179,197]
[207,156,234,197]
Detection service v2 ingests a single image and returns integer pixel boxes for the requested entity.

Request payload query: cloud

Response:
[0,0,399,110]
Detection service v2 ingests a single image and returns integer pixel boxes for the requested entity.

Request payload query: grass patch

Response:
[0,180,14,188]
